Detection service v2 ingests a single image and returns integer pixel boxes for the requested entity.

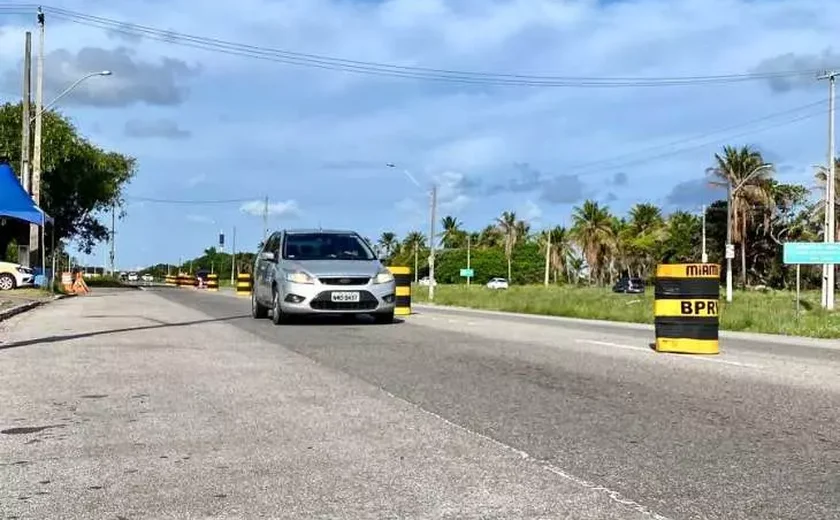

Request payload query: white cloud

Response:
[520,200,542,223]
[239,199,300,218]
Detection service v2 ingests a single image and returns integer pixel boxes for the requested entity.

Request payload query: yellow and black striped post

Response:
[654,263,720,354]
[236,273,252,297]
[176,273,187,287]
[388,266,411,316]
[165,274,177,286]
[207,273,219,291]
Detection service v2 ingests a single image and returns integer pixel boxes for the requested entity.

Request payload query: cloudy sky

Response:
[0,0,837,269]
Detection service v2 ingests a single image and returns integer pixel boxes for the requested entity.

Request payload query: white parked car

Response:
[486,277,509,290]
[418,276,437,286]
[141,274,153,283]
[127,272,139,282]
[0,261,34,290]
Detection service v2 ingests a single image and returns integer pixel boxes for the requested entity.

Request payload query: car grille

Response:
[318,277,370,286]
[310,290,379,311]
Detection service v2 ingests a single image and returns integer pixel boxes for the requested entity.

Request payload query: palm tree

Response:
[496,211,519,282]
[477,225,503,248]
[378,232,398,258]
[570,200,614,285]
[626,203,667,278]
[439,216,464,249]
[707,145,775,287]
[402,231,426,282]
[538,226,573,284]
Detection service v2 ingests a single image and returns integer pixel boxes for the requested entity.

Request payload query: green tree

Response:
[378,232,398,257]
[496,211,519,282]
[707,145,775,287]
[570,200,614,284]
[0,102,136,253]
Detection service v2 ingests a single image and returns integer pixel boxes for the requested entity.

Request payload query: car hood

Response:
[288,259,382,277]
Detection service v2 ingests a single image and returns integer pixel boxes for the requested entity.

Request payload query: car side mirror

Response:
[259,251,276,262]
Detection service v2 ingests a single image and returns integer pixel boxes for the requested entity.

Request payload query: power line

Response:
[0,4,832,88]
[127,196,258,204]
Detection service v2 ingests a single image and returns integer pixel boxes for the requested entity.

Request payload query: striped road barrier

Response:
[653,263,720,355]
[388,266,411,316]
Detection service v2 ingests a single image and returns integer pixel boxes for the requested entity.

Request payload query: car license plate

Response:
[331,291,360,303]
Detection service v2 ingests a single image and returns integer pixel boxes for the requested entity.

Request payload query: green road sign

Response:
[783,242,840,264]
[459,268,474,277]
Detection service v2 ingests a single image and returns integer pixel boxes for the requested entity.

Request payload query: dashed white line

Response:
[575,339,758,368]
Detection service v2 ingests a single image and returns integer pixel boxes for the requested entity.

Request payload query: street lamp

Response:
[387,163,438,300]
[31,70,112,123]
[722,164,772,302]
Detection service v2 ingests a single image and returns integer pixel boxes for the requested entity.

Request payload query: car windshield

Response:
[283,233,375,261]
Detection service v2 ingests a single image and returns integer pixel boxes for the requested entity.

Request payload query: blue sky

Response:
[0,0,838,269]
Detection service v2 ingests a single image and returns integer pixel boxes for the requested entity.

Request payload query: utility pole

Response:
[467,233,472,287]
[701,204,708,263]
[20,31,31,193]
[544,228,551,286]
[230,226,236,286]
[29,8,45,270]
[428,185,437,301]
[725,184,734,302]
[109,205,116,275]
[263,196,269,242]
[413,241,418,284]
[819,70,837,310]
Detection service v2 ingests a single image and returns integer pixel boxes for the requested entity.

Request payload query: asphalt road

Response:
[2,287,839,519]
[155,288,840,520]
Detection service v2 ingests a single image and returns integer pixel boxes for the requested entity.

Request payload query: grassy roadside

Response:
[410,284,840,339]
[0,287,58,312]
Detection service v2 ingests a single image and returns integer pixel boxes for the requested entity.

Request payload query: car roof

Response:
[282,228,360,235]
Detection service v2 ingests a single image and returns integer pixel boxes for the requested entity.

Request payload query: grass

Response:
[411,284,840,339]
[0,287,56,311]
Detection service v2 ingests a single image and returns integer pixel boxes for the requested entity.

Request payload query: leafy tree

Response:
[496,211,519,282]
[570,200,614,284]
[0,102,136,253]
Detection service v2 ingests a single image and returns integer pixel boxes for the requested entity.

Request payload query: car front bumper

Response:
[278,279,397,314]
[16,273,34,287]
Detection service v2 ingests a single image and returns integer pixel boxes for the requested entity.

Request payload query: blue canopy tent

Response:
[0,159,53,285]
[0,160,51,225]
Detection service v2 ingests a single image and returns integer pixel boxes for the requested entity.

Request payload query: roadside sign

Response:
[725,244,735,259]
[783,242,840,264]
[459,268,474,277]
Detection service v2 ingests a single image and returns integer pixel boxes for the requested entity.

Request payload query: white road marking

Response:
[575,339,758,368]
[373,385,672,520]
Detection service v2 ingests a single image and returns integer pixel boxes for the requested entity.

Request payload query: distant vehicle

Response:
[486,277,509,290]
[612,277,645,294]
[141,274,153,283]
[127,272,139,282]
[418,276,436,287]
[0,261,34,291]
[251,229,397,324]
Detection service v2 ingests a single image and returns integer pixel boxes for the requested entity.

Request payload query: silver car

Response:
[251,229,397,324]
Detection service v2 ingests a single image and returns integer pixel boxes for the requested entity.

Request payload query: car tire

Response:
[373,310,395,324]
[0,273,15,291]
[271,289,286,325]
[252,291,268,319]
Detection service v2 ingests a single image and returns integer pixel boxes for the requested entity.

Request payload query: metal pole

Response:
[544,228,551,286]
[726,183,733,302]
[29,9,44,267]
[231,226,236,286]
[796,264,801,315]
[20,31,31,193]
[467,233,471,287]
[828,73,836,310]
[701,204,708,263]
[428,185,437,301]
[413,242,418,284]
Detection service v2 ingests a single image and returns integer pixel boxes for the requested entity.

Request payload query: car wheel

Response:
[271,289,286,325]
[252,291,268,319]
[0,273,15,291]
[373,310,394,324]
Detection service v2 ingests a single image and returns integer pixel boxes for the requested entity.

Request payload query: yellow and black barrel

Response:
[165,274,177,286]
[654,263,721,354]
[388,266,411,316]
[207,273,219,291]
[176,273,187,287]
[236,273,252,297]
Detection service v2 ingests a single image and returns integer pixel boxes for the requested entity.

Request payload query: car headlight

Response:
[285,271,315,284]
[372,269,394,284]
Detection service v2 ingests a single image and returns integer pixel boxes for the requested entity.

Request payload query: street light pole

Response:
[386,162,438,300]
[724,164,772,303]
[818,70,837,310]
[30,70,113,123]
